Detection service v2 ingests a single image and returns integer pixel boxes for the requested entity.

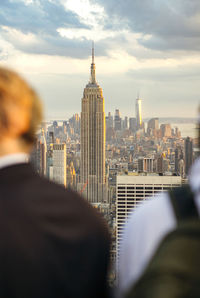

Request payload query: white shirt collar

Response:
[0,153,29,170]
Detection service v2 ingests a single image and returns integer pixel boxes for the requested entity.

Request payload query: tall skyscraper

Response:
[136,95,142,130]
[175,146,184,175]
[106,112,114,129]
[185,137,193,176]
[160,124,172,138]
[147,118,159,136]
[114,109,122,131]
[129,117,136,133]
[80,45,107,203]
[122,116,128,130]
[30,129,47,176]
[52,144,66,187]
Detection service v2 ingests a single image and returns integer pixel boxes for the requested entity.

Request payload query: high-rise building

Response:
[138,157,154,173]
[147,118,159,136]
[156,155,164,174]
[185,137,193,176]
[39,129,47,176]
[48,131,54,144]
[148,118,159,130]
[106,112,115,141]
[175,147,184,175]
[53,121,58,136]
[106,112,114,129]
[129,117,136,133]
[160,124,172,138]
[136,96,142,130]
[52,144,66,187]
[69,114,81,135]
[122,116,128,130]
[46,144,53,179]
[116,174,183,261]
[156,155,170,174]
[80,46,107,203]
[114,109,122,131]
[31,129,47,176]
[67,161,77,190]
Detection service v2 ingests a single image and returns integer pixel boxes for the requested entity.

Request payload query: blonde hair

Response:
[0,67,43,144]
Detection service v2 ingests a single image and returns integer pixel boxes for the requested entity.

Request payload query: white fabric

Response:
[0,153,29,170]
[119,158,200,297]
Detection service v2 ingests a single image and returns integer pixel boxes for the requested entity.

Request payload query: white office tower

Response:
[116,175,182,261]
[136,96,142,130]
[80,45,107,203]
[52,144,66,187]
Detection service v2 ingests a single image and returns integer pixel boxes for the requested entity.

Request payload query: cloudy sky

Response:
[0,0,199,119]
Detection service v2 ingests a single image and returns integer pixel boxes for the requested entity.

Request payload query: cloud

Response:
[3,0,199,60]
[0,0,84,34]
[92,0,200,52]
[127,64,200,82]
[0,26,95,58]
[0,0,106,58]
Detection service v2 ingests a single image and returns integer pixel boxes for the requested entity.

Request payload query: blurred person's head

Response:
[0,67,42,156]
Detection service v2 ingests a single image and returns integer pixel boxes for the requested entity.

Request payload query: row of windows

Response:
[117,203,144,206]
[117,197,149,201]
[117,198,145,202]
[117,209,143,213]
[118,199,147,202]
[118,185,180,188]
[117,186,179,191]
[117,208,141,212]
[118,194,156,198]
[117,200,145,203]
[118,187,170,192]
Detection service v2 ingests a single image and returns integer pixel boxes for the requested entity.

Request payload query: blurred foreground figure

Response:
[0,67,110,298]
[119,155,200,297]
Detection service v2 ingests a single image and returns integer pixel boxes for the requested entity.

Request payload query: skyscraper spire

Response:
[92,41,94,64]
[90,41,96,84]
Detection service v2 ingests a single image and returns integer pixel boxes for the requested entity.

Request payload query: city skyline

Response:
[0,0,199,119]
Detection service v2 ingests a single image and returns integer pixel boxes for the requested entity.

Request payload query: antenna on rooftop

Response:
[92,41,94,64]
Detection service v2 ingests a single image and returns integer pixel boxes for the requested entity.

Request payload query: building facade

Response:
[116,175,183,261]
[129,117,136,133]
[136,96,142,130]
[52,144,66,187]
[30,129,47,176]
[160,124,172,138]
[147,118,159,136]
[138,157,154,173]
[80,46,107,203]
[185,137,193,176]
[114,109,122,131]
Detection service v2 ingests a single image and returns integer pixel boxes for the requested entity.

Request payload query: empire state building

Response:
[80,46,106,203]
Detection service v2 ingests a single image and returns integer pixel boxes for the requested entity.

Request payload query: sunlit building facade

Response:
[136,96,142,130]
[80,46,107,203]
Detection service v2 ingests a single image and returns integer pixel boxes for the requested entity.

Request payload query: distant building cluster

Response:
[31,115,80,190]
